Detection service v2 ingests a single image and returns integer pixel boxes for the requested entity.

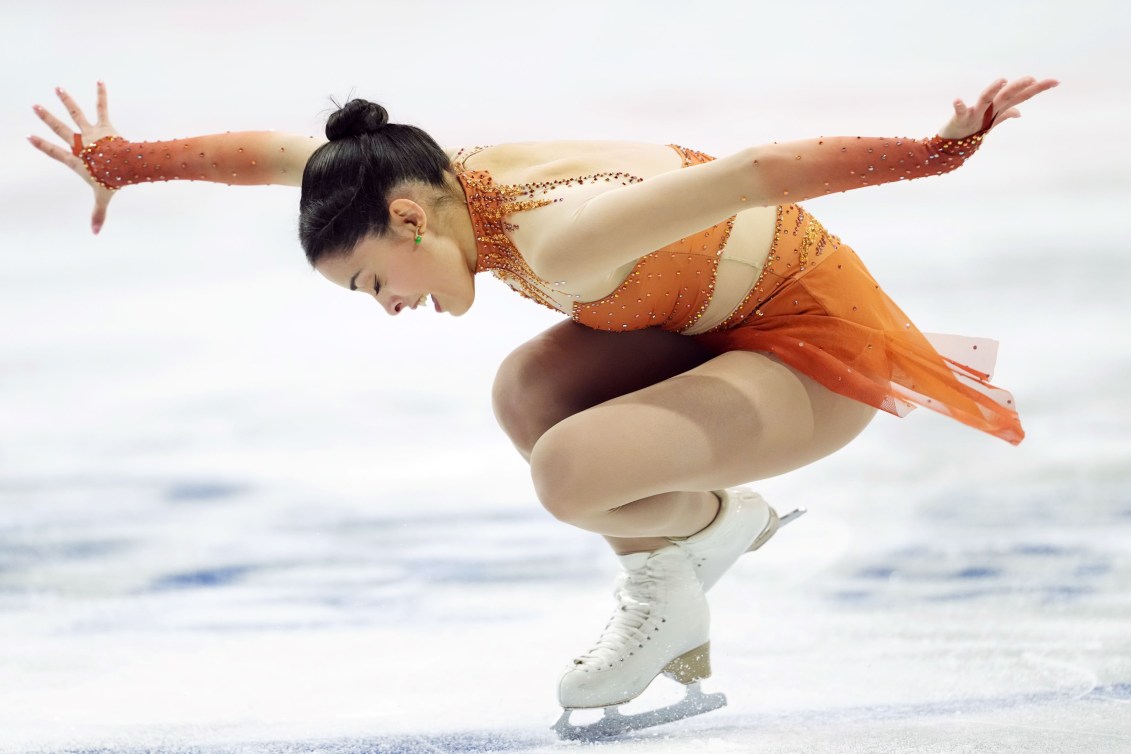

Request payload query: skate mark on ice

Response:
[0,537,129,576]
[151,564,257,590]
[716,679,1131,732]
[1086,682,1131,702]
[165,480,249,503]
[51,729,555,754]
[45,681,1131,754]
[0,472,252,505]
[829,542,1118,606]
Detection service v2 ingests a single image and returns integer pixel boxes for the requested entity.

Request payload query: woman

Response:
[30,76,1057,736]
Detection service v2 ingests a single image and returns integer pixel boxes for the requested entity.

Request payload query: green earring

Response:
[414,233,422,246]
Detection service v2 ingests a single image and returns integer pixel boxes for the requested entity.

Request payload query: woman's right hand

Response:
[29,82,120,234]
[937,76,1058,141]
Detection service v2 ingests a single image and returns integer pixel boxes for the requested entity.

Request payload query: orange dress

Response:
[455,145,1024,445]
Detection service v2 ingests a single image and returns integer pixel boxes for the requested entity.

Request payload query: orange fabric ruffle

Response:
[694,204,1023,444]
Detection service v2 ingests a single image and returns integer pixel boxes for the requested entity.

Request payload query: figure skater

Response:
[30,75,1057,737]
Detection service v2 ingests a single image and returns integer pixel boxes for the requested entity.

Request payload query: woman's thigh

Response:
[528,350,877,516]
[492,321,712,457]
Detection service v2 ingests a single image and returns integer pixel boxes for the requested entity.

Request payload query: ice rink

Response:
[3,1,1130,752]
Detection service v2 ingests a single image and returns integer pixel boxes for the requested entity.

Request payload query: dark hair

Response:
[299,99,451,266]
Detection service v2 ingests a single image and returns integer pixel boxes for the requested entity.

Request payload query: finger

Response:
[32,104,76,143]
[96,81,109,125]
[55,86,93,130]
[991,85,1053,129]
[1025,78,1059,95]
[1006,78,1058,107]
[974,79,1011,130]
[976,78,1008,110]
[27,134,82,169]
[985,104,1032,132]
[953,98,968,117]
[91,192,112,235]
[994,77,1037,107]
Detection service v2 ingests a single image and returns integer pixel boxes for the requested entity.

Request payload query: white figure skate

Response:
[553,546,726,740]
[673,488,806,591]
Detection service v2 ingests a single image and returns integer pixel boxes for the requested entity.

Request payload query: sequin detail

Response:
[453,147,648,313]
[455,145,736,331]
[572,212,735,333]
[79,134,271,190]
[752,131,989,199]
[454,141,1022,444]
[709,204,840,332]
[458,168,561,312]
[669,144,715,168]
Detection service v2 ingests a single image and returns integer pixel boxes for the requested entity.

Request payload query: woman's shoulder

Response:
[448,141,685,183]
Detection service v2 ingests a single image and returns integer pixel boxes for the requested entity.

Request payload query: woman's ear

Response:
[388,198,426,239]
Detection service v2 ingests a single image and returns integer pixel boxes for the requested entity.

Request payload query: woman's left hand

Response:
[938,76,1059,140]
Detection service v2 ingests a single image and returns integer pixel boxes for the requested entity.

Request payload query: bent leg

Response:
[492,321,713,553]
[492,320,712,460]
[528,350,876,538]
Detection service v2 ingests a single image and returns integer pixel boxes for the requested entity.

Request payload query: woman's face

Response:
[315,222,476,318]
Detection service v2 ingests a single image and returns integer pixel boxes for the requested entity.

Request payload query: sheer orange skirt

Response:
[694,205,1024,444]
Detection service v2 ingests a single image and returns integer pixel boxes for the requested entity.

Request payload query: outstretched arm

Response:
[29,83,324,234]
[531,76,1058,285]
[733,77,1057,203]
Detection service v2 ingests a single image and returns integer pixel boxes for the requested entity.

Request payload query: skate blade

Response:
[746,506,806,554]
[778,506,807,527]
[553,682,727,740]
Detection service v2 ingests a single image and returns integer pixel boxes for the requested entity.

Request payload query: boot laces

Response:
[572,566,659,668]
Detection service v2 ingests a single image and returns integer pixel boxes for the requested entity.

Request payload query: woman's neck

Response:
[436,172,478,274]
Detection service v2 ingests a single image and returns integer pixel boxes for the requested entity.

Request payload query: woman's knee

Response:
[492,348,539,454]
[491,337,571,455]
[527,422,595,526]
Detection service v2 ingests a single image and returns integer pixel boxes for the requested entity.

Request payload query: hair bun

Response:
[326,99,390,141]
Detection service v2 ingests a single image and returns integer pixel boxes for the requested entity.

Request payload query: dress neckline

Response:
[451,145,709,313]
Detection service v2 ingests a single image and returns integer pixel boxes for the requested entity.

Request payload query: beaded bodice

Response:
[453,145,737,334]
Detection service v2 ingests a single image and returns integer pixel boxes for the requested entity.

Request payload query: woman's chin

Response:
[444,289,474,316]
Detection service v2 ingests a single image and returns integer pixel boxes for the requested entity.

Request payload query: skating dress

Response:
[454,143,1023,445]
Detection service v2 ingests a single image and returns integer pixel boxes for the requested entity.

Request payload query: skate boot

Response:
[672,488,806,592]
[553,546,726,739]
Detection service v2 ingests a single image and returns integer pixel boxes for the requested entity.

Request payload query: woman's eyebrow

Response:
[349,271,361,291]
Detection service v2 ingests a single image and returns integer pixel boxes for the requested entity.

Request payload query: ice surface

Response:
[2,1,1130,752]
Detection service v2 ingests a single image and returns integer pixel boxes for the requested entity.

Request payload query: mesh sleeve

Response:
[79,132,317,190]
[750,132,986,202]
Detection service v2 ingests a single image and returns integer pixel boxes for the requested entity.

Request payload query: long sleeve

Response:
[529,130,988,284]
[78,131,324,190]
[748,132,985,203]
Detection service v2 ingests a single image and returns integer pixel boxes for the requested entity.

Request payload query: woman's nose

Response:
[383,297,404,316]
